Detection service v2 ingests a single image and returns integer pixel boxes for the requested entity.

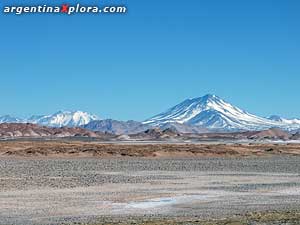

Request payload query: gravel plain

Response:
[1,156,300,224]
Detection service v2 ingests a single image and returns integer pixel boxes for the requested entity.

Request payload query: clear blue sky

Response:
[0,0,299,121]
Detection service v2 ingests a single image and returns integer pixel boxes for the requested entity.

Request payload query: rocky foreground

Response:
[1,157,300,225]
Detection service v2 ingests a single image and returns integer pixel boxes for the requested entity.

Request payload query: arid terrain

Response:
[1,155,300,224]
[1,123,300,142]
[0,140,300,224]
[1,140,300,158]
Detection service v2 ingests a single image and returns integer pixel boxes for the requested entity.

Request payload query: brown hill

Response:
[245,128,291,140]
[0,123,102,138]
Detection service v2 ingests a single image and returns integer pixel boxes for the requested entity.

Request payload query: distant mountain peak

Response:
[33,110,99,127]
[143,94,300,131]
[0,111,100,128]
[268,115,283,122]
[188,94,219,103]
[268,115,300,126]
[202,93,218,100]
[0,115,22,123]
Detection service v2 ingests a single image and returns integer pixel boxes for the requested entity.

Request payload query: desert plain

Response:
[0,140,300,224]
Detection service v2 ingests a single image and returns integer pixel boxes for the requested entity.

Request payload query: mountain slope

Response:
[83,119,150,134]
[144,94,300,131]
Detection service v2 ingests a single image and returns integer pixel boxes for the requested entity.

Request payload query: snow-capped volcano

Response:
[27,111,99,127]
[143,94,300,131]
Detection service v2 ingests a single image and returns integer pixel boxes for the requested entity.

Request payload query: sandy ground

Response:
[1,141,300,158]
[0,156,300,224]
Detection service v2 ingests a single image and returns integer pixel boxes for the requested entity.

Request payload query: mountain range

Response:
[0,123,102,138]
[0,94,299,133]
[0,111,99,128]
